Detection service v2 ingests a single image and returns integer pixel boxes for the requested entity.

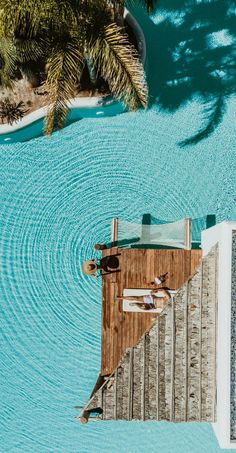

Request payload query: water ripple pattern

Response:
[0,100,235,453]
[1,17,236,453]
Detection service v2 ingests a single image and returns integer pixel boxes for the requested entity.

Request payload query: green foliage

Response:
[44,37,84,134]
[0,37,16,87]
[0,0,150,134]
[0,98,28,124]
[90,24,148,110]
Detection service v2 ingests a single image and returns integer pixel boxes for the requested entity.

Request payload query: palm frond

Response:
[0,37,16,87]
[43,38,84,135]
[89,23,148,110]
[0,0,76,38]
[33,0,78,36]
[14,37,48,63]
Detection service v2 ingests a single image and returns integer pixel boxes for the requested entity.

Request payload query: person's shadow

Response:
[130,0,236,146]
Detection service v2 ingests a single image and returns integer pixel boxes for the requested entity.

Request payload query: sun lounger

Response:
[122,288,176,313]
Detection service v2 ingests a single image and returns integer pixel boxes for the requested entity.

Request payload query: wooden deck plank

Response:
[101,248,202,376]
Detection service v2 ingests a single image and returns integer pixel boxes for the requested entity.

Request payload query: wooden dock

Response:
[101,247,202,376]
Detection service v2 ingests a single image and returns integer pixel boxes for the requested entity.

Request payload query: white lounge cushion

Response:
[122,288,176,313]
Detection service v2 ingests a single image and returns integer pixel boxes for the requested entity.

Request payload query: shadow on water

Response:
[131,0,236,146]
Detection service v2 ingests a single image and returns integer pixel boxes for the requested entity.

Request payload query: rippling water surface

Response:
[1,5,236,453]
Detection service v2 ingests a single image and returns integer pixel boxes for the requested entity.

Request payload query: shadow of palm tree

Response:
[132,0,236,146]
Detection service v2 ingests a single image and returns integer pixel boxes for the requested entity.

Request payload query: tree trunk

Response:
[109,1,125,25]
[84,53,97,86]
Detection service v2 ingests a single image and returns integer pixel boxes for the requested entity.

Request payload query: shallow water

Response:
[1,3,236,453]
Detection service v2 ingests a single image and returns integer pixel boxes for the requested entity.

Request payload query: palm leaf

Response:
[14,36,48,63]
[89,23,148,110]
[0,0,76,37]
[43,38,84,135]
[0,37,16,87]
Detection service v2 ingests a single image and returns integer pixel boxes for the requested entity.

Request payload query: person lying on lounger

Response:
[129,302,158,311]
[116,288,171,311]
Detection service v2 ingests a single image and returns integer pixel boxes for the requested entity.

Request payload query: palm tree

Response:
[0,0,152,134]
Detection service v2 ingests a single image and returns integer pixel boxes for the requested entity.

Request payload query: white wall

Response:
[201,221,236,449]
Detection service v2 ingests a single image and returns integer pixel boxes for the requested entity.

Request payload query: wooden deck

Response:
[101,247,202,376]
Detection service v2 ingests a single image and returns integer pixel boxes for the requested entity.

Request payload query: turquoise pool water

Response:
[1,3,236,453]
